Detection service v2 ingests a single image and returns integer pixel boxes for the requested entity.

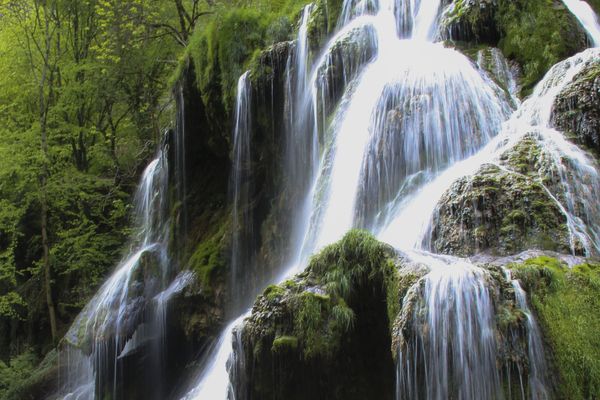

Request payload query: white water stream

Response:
[563,0,600,46]
[182,0,600,396]
[58,0,600,398]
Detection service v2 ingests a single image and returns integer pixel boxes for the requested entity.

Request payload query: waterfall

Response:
[58,148,172,399]
[506,269,550,400]
[284,4,321,269]
[182,7,318,397]
[303,0,511,252]
[397,259,501,400]
[180,0,600,398]
[230,71,253,312]
[181,315,247,400]
[562,0,600,46]
[385,46,600,400]
[476,47,520,104]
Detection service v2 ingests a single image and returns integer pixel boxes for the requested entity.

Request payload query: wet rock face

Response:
[552,63,600,157]
[430,163,571,257]
[441,0,500,44]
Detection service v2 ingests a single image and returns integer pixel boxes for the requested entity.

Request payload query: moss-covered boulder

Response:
[442,0,588,94]
[430,163,571,257]
[551,61,600,158]
[512,256,600,399]
[236,231,415,400]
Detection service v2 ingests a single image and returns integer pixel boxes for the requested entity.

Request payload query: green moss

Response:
[183,0,313,115]
[496,301,525,331]
[496,0,586,94]
[500,135,544,175]
[264,284,286,301]
[309,229,394,298]
[284,289,351,359]
[248,230,402,361]
[187,216,231,290]
[271,335,299,353]
[307,0,344,50]
[512,257,600,399]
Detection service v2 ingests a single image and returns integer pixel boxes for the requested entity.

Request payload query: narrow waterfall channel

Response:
[230,71,253,313]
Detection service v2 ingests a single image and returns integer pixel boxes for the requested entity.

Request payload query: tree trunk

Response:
[37,0,58,343]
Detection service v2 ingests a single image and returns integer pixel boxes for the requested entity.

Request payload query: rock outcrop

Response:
[430,163,571,257]
[236,231,406,400]
[552,61,600,158]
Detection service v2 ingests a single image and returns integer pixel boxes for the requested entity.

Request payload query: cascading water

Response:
[182,0,600,398]
[58,149,171,399]
[562,0,600,46]
[283,4,322,266]
[230,71,254,312]
[476,47,520,103]
[506,269,550,400]
[396,259,501,400]
[385,35,600,400]
[301,0,511,253]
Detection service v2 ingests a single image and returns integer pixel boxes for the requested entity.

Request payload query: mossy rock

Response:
[512,256,600,399]
[496,0,588,94]
[184,0,313,117]
[552,59,600,159]
[237,230,406,400]
[306,0,345,52]
[441,0,501,44]
[442,0,588,95]
[431,163,571,257]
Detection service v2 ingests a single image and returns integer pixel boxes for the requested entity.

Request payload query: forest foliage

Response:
[0,0,231,378]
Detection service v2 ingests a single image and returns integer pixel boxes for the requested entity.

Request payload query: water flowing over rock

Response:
[430,163,571,257]
[552,60,600,157]
[50,0,600,398]
[562,0,600,46]
[230,71,254,313]
[58,148,173,399]
[177,0,600,398]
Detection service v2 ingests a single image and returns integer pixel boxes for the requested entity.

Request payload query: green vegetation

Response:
[245,230,403,361]
[183,0,344,115]
[187,212,231,290]
[0,0,186,360]
[0,349,39,398]
[271,335,299,353]
[513,257,600,399]
[241,231,400,399]
[185,0,311,114]
[308,229,402,329]
[496,0,586,93]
